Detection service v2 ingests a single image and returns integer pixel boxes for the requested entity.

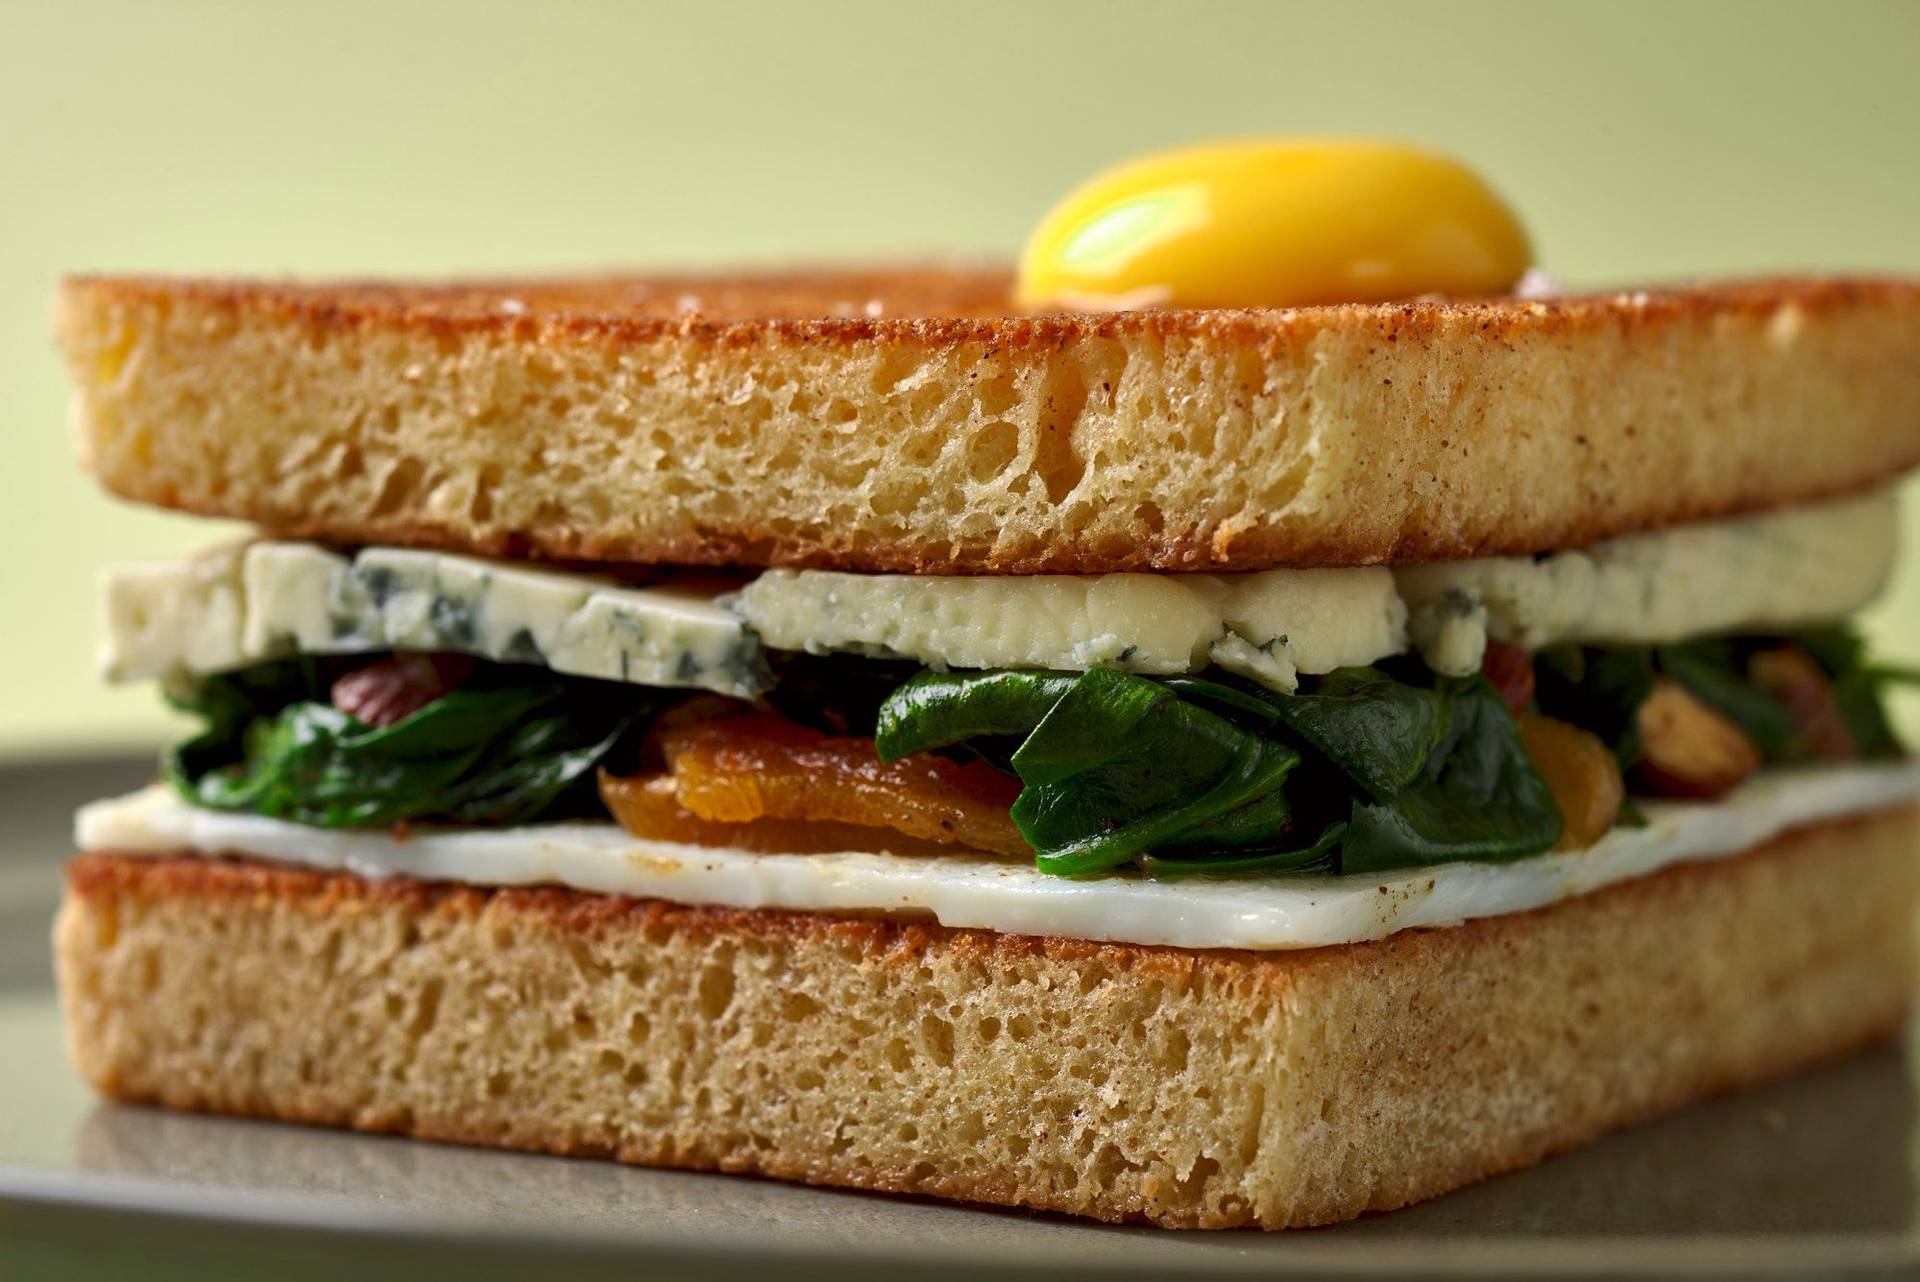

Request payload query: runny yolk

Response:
[1016,138,1533,311]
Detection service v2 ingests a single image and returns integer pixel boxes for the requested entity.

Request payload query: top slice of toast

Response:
[55,268,1920,573]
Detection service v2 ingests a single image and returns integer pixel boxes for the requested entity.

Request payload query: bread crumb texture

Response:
[55,271,1920,572]
[56,806,1917,1229]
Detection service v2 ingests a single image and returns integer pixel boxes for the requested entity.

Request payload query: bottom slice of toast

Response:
[54,805,1918,1229]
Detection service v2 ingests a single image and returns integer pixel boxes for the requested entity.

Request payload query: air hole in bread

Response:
[369,457,424,518]
[1034,363,1089,505]
[920,1014,955,1067]
[966,420,1019,483]
[882,1037,912,1071]
[697,964,735,1020]
[868,346,921,397]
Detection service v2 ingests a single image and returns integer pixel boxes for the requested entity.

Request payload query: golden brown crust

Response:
[56,270,1920,572]
[56,268,1920,345]
[56,805,1919,1228]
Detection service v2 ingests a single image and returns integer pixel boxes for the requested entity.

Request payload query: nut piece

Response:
[1633,677,1762,799]
[1517,714,1625,851]
[1748,647,1855,761]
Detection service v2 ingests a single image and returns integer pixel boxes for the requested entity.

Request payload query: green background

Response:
[3,0,1917,755]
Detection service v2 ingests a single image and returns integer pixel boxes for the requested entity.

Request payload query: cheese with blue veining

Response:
[1396,488,1898,676]
[735,566,1408,693]
[97,487,1900,698]
[104,542,771,698]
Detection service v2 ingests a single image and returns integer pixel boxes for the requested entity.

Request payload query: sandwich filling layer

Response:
[90,487,1917,891]
[75,762,1920,950]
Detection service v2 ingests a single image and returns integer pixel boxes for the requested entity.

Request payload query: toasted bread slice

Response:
[56,804,1917,1229]
[56,271,1920,573]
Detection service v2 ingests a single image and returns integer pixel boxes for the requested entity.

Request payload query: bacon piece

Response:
[331,653,476,728]
[600,713,1028,857]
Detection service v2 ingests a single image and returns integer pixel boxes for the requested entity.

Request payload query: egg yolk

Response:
[1016,139,1532,311]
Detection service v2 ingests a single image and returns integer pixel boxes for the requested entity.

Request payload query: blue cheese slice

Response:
[546,585,765,688]
[735,566,1407,692]
[1395,487,1899,676]
[97,542,249,682]
[104,542,770,698]
[241,541,379,656]
[1211,568,1412,682]
[351,549,590,662]
[100,488,1899,699]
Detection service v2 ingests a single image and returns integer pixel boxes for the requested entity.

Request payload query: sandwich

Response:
[52,140,1920,1229]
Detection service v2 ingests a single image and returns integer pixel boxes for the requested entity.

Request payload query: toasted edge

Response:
[57,271,1920,572]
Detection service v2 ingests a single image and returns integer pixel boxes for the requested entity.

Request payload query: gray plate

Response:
[2,757,1916,1281]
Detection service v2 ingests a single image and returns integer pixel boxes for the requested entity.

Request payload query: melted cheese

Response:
[76,762,1920,951]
